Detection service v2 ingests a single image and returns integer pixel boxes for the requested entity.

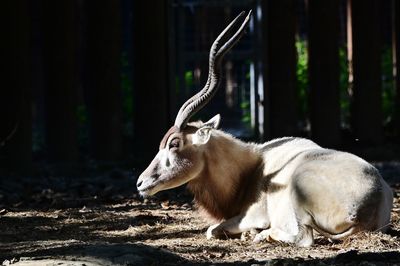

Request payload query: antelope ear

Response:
[193,114,221,145]
[204,114,221,129]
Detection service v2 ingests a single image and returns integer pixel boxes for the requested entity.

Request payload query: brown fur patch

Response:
[187,133,263,221]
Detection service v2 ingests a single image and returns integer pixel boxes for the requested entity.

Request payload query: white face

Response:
[136,115,221,197]
[136,133,203,197]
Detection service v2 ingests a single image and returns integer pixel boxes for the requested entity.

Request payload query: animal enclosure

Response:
[1,0,400,171]
[0,0,400,265]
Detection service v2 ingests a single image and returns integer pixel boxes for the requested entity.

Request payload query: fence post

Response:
[393,0,400,137]
[261,0,298,140]
[347,0,383,144]
[84,1,123,161]
[0,1,32,172]
[308,0,341,148]
[42,0,79,162]
[132,1,170,162]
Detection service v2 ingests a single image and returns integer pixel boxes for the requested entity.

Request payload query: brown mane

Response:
[187,132,263,221]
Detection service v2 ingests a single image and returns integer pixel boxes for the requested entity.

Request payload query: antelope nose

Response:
[136,179,143,188]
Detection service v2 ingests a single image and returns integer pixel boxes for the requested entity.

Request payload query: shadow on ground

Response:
[0,163,399,265]
[2,244,400,266]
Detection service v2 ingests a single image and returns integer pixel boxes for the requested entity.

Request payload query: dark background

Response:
[1,0,400,176]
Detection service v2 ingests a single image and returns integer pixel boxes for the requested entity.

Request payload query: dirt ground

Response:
[0,163,400,265]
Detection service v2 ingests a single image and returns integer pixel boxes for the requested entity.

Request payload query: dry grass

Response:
[0,185,399,265]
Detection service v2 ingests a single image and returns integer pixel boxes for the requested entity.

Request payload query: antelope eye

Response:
[169,138,180,149]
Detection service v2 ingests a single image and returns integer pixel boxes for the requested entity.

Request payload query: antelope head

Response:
[137,11,252,197]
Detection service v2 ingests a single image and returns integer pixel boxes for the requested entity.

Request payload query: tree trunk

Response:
[393,0,400,138]
[132,1,170,162]
[0,1,32,173]
[84,0,123,161]
[347,0,383,144]
[42,0,78,162]
[308,0,341,148]
[261,0,298,139]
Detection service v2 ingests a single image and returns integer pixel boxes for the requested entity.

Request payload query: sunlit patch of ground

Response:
[0,184,399,265]
[0,164,399,265]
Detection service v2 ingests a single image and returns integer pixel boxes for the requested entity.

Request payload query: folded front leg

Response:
[206,210,270,240]
[253,225,314,247]
[206,215,244,239]
[253,227,296,243]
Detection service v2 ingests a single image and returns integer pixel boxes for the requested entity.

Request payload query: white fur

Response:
[206,136,393,246]
[138,116,394,247]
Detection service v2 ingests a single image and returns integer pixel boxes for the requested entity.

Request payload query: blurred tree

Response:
[0,1,32,172]
[42,0,79,162]
[193,7,227,107]
[308,0,341,148]
[347,0,383,144]
[394,0,400,138]
[84,0,123,161]
[261,0,298,139]
[132,0,170,162]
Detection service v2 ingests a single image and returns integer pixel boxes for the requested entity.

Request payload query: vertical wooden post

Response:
[308,0,341,147]
[261,0,298,139]
[42,0,78,162]
[393,0,400,137]
[84,1,123,161]
[132,1,170,161]
[347,0,383,144]
[0,1,32,172]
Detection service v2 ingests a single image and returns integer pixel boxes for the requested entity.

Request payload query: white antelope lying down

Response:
[136,11,393,247]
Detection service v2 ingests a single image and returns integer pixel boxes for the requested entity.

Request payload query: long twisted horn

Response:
[174,10,252,129]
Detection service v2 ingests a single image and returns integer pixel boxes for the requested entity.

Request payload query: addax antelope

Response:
[136,11,393,247]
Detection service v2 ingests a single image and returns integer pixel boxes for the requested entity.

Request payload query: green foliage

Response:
[294,40,395,128]
[241,100,251,124]
[184,70,193,88]
[171,44,395,135]
[241,61,252,127]
[295,39,309,120]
